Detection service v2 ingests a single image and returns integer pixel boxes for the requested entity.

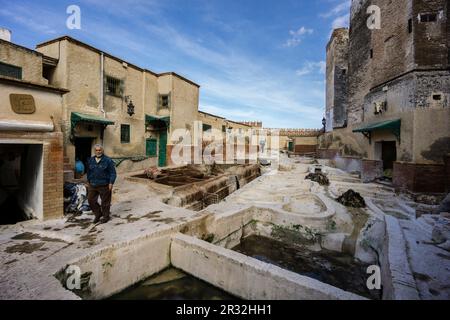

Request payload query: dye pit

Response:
[130,164,261,211]
[232,235,381,300]
[110,268,238,300]
[133,166,216,187]
[132,164,247,187]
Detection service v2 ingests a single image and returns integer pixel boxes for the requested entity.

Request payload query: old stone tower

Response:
[322,0,450,193]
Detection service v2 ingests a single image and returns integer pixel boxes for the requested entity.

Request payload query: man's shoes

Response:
[93,216,101,224]
[99,216,110,224]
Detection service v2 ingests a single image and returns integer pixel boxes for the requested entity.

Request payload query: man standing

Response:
[87,144,116,224]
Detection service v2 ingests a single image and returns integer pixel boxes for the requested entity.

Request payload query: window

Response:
[0,61,22,79]
[202,124,212,132]
[408,19,413,33]
[222,125,226,133]
[420,13,437,23]
[121,124,130,143]
[105,75,123,97]
[433,94,442,101]
[370,49,373,59]
[158,94,171,110]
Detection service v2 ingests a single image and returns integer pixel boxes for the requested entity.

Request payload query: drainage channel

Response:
[109,268,239,300]
[171,233,365,300]
[232,235,380,300]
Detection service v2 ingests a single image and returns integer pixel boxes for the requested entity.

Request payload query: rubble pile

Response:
[305,172,330,186]
[336,189,366,208]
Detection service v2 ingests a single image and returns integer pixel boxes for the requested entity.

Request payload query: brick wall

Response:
[294,145,317,155]
[361,159,383,183]
[42,133,64,220]
[393,162,446,193]
[393,162,415,192]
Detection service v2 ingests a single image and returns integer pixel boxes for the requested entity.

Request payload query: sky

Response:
[0,0,351,129]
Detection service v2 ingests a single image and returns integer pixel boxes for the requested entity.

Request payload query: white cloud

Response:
[284,26,314,47]
[320,1,351,18]
[320,0,351,33]
[332,14,350,28]
[0,5,58,35]
[296,61,326,76]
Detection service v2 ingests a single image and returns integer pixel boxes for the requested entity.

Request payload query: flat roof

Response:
[36,36,200,88]
[1,39,43,57]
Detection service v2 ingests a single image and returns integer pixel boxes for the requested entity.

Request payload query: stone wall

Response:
[0,39,46,84]
[294,145,317,155]
[326,28,349,130]
[413,0,449,68]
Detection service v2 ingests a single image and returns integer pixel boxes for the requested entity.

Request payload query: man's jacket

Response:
[87,155,117,187]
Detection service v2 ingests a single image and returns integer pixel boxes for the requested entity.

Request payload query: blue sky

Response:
[0,0,350,128]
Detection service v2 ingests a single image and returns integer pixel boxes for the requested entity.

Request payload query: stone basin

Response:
[282,194,327,215]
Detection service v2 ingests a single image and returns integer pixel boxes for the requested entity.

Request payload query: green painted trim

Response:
[145,114,170,128]
[71,112,115,136]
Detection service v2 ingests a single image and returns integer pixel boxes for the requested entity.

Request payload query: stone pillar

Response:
[43,132,64,220]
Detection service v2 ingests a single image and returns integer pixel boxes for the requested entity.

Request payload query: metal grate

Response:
[203,193,219,206]
[105,75,123,97]
[187,201,204,212]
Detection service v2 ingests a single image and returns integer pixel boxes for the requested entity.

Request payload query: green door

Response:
[146,139,157,157]
[288,141,294,152]
[158,130,167,167]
